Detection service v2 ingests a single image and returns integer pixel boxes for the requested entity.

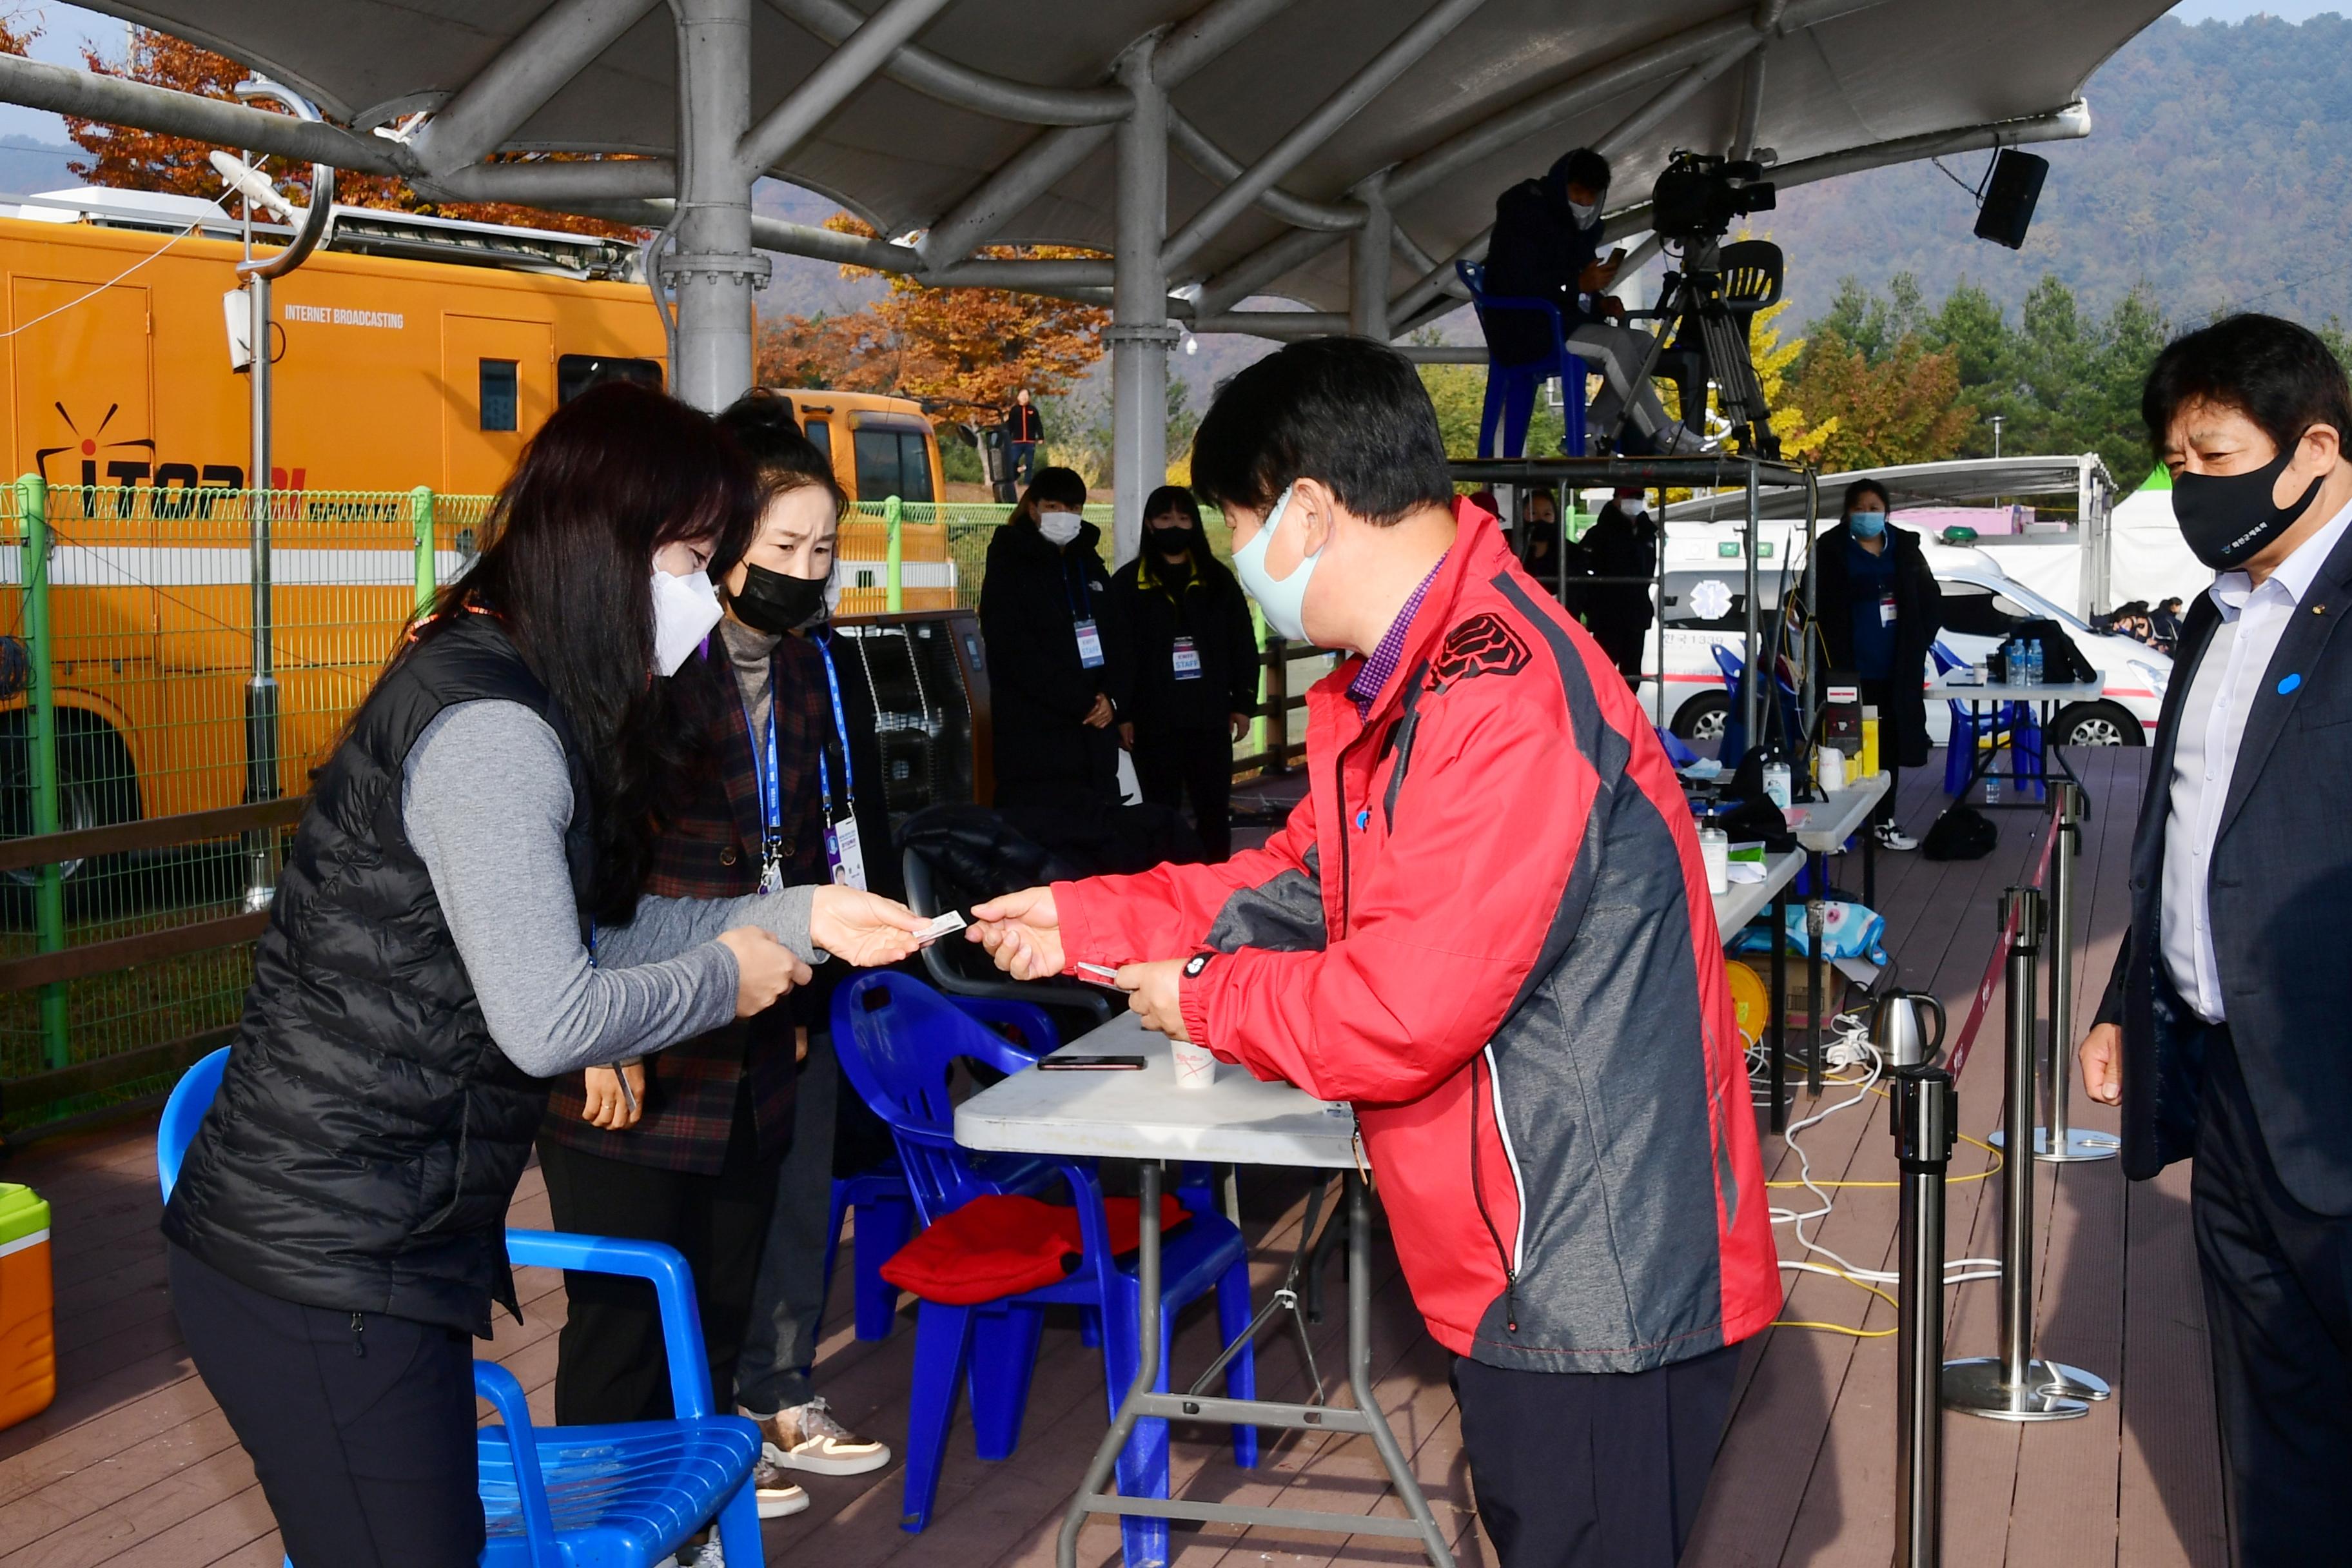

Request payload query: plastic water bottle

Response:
[2003,638,2022,684]
[2027,639,2044,687]
[1986,769,2001,805]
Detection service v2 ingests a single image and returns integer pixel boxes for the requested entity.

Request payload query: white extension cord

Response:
[1759,1012,2002,1289]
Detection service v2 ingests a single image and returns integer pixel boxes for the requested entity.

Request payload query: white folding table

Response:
[1925,677,2104,812]
[955,1016,1455,1568]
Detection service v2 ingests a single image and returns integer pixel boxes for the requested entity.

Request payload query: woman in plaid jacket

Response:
[536,395,892,1541]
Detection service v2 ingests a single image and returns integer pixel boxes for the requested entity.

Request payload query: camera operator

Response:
[1484,148,1708,456]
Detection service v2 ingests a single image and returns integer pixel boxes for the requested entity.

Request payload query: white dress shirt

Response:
[2161,493,2352,1022]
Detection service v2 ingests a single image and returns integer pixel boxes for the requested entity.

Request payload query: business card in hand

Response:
[916,910,968,944]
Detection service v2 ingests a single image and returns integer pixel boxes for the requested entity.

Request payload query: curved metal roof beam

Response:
[1162,0,1491,273]
[1601,99,2092,234]
[0,48,407,175]
[1168,111,1361,232]
[418,155,679,202]
[407,0,661,175]
[742,0,960,173]
[913,0,1298,268]
[763,0,1130,125]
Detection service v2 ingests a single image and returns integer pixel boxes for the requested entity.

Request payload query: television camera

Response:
[1603,152,1786,458]
[1649,152,1776,240]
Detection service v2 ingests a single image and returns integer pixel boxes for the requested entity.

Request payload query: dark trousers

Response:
[537,1090,784,1424]
[169,1242,483,1568]
[736,1030,840,1416]
[2192,1023,2352,1566]
[1133,723,1234,860]
[1010,440,1037,485]
[1453,1344,1738,1568]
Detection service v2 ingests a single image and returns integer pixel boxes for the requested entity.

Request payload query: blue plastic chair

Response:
[1458,259,1589,458]
[821,997,1066,1344]
[1930,642,2044,799]
[830,972,1257,1566]
[158,1049,767,1568]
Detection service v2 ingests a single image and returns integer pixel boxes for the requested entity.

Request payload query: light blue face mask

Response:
[1849,509,1888,539]
[1230,484,1318,643]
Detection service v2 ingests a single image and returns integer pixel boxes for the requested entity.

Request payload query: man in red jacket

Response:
[970,338,1778,1568]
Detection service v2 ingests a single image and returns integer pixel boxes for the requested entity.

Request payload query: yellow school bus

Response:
[0,188,948,847]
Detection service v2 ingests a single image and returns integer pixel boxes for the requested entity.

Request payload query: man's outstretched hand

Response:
[967,886,1064,981]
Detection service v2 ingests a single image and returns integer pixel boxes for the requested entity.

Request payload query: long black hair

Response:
[423,381,758,924]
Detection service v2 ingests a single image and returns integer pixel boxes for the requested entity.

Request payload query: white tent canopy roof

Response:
[77,0,2166,310]
[1663,455,2117,524]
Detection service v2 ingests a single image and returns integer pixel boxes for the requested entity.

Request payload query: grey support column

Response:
[670,0,768,412]
[1349,172,1392,340]
[1110,41,1176,566]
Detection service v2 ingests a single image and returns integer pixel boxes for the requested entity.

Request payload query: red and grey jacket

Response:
[1055,502,1779,1371]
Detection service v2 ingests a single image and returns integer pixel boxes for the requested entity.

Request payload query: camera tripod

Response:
[1607,235,1781,460]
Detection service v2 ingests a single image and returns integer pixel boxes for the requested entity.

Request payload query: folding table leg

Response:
[1345,1173,1456,1568]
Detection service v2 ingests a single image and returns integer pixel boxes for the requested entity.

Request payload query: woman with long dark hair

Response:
[979,466,1130,808]
[1109,485,1259,858]
[160,382,929,1568]
[537,389,890,1528]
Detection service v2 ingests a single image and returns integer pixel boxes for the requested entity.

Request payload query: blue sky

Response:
[0,1,2342,145]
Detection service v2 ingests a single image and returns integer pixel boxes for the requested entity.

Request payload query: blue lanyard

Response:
[1062,556,1094,623]
[740,685,785,881]
[815,631,854,821]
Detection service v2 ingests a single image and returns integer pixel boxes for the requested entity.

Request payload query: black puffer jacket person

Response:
[1110,486,1259,858]
[979,467,1130,810]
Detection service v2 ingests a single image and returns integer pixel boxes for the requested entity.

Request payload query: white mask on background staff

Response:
[650,566,723,676]
[1036,507,1083,547]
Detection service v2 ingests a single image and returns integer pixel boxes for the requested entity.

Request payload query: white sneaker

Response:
[1874,821,1919,852]
[747,1396,894,1476]
[684,1542,725,1567]
[752,1460,812,1519]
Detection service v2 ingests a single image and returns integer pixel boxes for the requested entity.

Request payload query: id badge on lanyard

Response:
[1171,635,1202,680]
[1068,564,1106,669]
[752,710,786,894]
[1878,589,1897,628]
[816,634,868,890]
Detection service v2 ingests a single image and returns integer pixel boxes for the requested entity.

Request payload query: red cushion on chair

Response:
[877,1193,1196,1306]
[880,1195,1077,1305]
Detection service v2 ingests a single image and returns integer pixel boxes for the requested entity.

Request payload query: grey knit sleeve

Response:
[399,700,747,1077]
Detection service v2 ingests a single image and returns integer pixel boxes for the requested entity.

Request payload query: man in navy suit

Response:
[2080,313,2352,1565]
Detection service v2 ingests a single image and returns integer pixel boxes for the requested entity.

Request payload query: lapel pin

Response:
[2279,672,2304,695]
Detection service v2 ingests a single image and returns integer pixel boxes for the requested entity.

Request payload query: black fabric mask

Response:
[730,560,830,634]
[2173,447,2325,571]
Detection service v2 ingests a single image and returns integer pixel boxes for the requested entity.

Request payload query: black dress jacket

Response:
[1813,520,1943,769]
[2095,518,2352,1215]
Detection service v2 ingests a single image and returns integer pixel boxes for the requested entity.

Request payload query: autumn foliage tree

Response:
[1786,329,1974,471]
[58,26,640,239]
[758,213,1106,416]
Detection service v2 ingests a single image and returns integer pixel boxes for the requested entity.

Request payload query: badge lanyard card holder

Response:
[815,634,867,891]
[1068,562,1106,671]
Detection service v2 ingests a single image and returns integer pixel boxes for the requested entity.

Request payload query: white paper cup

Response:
[1170,1038,1218,1090]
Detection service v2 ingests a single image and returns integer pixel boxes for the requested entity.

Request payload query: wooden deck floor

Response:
[0,745,2220,1568]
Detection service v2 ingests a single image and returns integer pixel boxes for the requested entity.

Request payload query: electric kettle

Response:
[1872,988,1946,1068]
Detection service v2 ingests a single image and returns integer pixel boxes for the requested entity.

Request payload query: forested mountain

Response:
[1763,13,2352,328]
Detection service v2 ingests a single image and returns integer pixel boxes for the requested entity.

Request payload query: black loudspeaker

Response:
[1974,150,2048,250]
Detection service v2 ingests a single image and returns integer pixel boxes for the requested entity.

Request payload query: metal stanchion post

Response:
[1944,887,2107,1418]
[2036,778,2119,1163]
[1891,1063,1957,1568]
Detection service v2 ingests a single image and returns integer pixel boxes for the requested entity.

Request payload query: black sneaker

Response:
[1874,821,1919,852]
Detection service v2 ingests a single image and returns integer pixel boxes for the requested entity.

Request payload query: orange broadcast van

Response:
[0,188,949,844]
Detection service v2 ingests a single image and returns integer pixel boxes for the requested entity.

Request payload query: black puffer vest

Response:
[162,612,594,1336]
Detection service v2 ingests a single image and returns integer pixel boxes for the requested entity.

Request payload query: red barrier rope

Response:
[1940,803,2063,1080]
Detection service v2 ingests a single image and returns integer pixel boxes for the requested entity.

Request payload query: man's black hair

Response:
[1843,477,1892,514]
[2142,313,2352,460]
[1553,147,1611,195]
[1190,337,1455,525]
